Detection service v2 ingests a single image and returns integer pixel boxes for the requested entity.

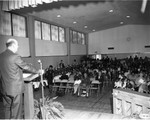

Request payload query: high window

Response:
[70,29,86,45]
[0,11,27,37]
[34,20,66,42]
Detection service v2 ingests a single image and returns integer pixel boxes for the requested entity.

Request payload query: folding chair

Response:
[59,79,68,93]
[66,80,74,94]
[52,78,61,92]
[90,80,101,96]
[78,83,90,97]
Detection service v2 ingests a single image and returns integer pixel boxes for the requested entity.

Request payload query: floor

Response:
[0,84,116,119]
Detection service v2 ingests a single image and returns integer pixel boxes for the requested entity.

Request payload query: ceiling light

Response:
[57,15,61,18]
[120,22,124,24]
[84,26,87,28]
[109,9,113,13]
[73,21,77,24]
[92,29,95,32]
[31,4,37,7]
[126,15,130,18]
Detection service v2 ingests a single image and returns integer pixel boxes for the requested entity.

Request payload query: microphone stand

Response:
[38,60,45,118]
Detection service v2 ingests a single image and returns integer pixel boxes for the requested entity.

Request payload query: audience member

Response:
[45,65,54,90]
[73,72,82,96]
[59,60,65,68]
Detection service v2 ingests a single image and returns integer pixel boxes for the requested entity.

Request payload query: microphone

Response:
[38,59,41,63]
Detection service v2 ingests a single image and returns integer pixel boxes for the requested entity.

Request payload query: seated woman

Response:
[135,72,149,93]
[73,72,82,96]
[135,72,146,92]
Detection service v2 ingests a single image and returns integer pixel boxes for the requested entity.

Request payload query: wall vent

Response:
[108,47,114,50]
[145,45,150,48]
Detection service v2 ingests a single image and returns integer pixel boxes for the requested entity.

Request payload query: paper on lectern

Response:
[23,73,31,78]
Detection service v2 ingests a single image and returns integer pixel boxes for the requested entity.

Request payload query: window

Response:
[12,14,26,37]
[78,32,82,44]
[0,11,11,36]
[35,20,41,39]
[70,29,85,45]
[42,22,50,40]
[59,27,65,42]
[72,31,77,43]
[34,20,65,42]
[81,33,85,45]
[51,25,58,41]
[0,11,27,37]
[70,30,73,41]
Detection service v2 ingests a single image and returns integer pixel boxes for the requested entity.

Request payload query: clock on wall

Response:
[126,37,131,42]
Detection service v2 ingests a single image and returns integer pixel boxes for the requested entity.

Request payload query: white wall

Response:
[88,25,150,54]
[35,39,68,56]
[70,44,86,55]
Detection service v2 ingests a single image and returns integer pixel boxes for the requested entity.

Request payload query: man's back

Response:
[0,49,24,96]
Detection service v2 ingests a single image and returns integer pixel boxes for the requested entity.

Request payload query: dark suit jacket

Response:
[0,49,38,97]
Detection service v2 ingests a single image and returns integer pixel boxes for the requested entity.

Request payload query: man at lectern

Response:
[0,38,43,119]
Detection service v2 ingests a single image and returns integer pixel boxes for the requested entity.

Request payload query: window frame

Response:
[12,13,27,37]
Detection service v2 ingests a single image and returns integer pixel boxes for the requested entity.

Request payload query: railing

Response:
[113,88,150,117]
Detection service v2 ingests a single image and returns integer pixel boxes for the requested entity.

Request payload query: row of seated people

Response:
[43,59,118,97]
[101,55,150,94]
[114,70,150,94]
[52,67,102,98]
[88,55,150,94]
[31,64,81,90]
[32,55,150,95]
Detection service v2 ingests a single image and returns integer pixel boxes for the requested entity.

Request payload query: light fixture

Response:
[92,29,95,32]
[84,25,87,28]
[57,15,61,18]
[141,0,148,13]
[109,9,113,13]
[31,4,37,7]
[120,22,124,24]
[126,15,130,18]
[73,21,77,24]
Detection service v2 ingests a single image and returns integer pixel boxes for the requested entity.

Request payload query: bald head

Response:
[6,38,19,53]
[6,39,18,47]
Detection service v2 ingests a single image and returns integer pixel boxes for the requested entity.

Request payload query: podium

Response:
[23,73,39,119]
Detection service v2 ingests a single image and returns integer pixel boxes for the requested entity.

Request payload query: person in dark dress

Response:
[46,65,54,89]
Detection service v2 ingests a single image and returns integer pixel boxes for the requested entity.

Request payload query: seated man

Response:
[78,71,91,98]
[59,60,65,68]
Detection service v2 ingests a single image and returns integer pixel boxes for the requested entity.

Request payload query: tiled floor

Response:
[34,84,113,113]
[0,84,114,119]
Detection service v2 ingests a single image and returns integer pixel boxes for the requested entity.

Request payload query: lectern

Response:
[23,73,39,119]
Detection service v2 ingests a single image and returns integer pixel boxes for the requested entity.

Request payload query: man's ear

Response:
[12,44,15,51]
[12,43,15,48]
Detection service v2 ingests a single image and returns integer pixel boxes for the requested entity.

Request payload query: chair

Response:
[66,74,75,93]
[90,80,101,96]
[52,78,61,92]
[59,79,68,93]
[66,80,74,93]
[79,84,89,97]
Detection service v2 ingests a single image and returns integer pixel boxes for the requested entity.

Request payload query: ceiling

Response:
[13,0,150,33]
